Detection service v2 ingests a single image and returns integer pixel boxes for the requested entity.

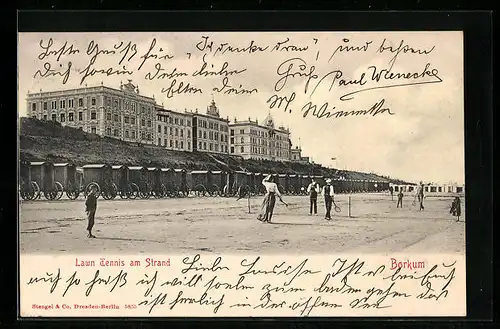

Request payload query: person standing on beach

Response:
[85,186,98,238]
[307,178,319,215]
[397,190,404,208]
[414,182,425,211]
[257,174,288,223]
[322,178,335,220]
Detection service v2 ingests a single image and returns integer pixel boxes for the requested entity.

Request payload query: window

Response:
[158,138,161,146]
[174,118,178,124]
[91,111,96,120]
[230,129,234,136]
[78,98,83,107]
[215,144,218,152]
[60,100,65,108]
[209,143,213,151]
[180,119,184,126]
[170,127,173,135]
[125,130,129,138]
[68,99,74,108]
[203,131,207,139]
[175,140,178,148]
[51,101,57,109]
[91,127,96,134]
[131,131,136,139]
[230,137,234,144]
[169,117,173,124]
[147,120,152,127]
[187,142,190,149]
[187,130,191,138]
[114,129,119,137]
[31,103,36,111]
[180,130,183,137]
[107,113,112,121]
[43,114,47,120]
[225,145,228,153]
[141,119,145,126]
[131,117,136,125]
[43,102,47,110]
[69,113,74,122]
[114,114,119,122]
[124,116,129,124]
[78,112,83,121]
[106,128,111,135]
[164,126,168,134]
[60,113,65,122]
[158,125,162,133]
[198,142,202,149]
[198,129,202,138]
[241,137,244,143]
[114,100,118,108]
[203,142,207,150]
[170,140,173,147]
[187,120,191,126]
[230,147,234,153]
[163,139,167,147]
[92,98,96,106]
[240,129,244,134]
[147,133,151,140]
[141,132,145,140]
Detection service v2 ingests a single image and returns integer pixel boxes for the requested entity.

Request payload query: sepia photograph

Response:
[18,31,465,256]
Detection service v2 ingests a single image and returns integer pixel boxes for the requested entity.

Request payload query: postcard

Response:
[18,31,465,317]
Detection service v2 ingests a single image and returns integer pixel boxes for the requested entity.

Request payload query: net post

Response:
[348,196,351,218]
[248,189,251,214]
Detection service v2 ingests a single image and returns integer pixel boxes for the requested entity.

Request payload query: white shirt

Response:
[322,184,334,196]
[307,183,319,193]
[262,175,282,197]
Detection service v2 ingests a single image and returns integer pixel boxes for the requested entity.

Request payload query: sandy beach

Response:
[19,193,465,255]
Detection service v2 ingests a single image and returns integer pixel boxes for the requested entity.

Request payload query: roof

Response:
[54,163,72,167]
[30,161,48,166]
[83,164,110,169]
[211,171,222,174]
[278,174,287,177]
[147,167,160,171]
[160,168,171,172]
[128,166,145,170]
[112,165,126,169]
[191,170,209,174]
[174,169,186,172]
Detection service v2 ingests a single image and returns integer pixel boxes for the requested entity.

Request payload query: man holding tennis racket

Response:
[322,178,336,220]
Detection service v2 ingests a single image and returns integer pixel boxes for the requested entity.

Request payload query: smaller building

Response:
[189,100,230,154]
[155,105,193,152]
[229,113,291,162]
[290,146,310,164]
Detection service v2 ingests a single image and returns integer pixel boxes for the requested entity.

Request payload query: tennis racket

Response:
[333,201,341,212]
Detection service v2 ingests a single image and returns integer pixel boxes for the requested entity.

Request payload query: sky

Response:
[18,31,464,184]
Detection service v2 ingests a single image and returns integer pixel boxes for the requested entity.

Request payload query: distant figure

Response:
[415,182,425,211]
[257,174,288,223]
[450,196,461,221]
[389,186,394,201]
[85,186,98,238]
[307,178,320,215]
[322,178,335,220]
[397,191,404,208]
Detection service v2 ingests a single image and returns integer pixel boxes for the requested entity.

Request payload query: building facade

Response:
[26,80,156,145]
[290,146,310,164]
[229,113,291,161]
[156,106,193,152]
[189,100,230,154]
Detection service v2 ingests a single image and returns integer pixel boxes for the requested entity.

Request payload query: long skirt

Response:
[257,192,276,222]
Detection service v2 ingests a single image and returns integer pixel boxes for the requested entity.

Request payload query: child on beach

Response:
[397,190,404,208]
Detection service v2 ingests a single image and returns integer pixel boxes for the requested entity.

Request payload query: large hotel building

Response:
[228,115,291,162]
[26,81,303,162]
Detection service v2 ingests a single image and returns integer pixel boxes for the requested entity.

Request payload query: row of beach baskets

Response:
[19,161,390,201]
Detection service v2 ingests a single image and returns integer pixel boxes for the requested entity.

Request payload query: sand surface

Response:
[19,193,465,255]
